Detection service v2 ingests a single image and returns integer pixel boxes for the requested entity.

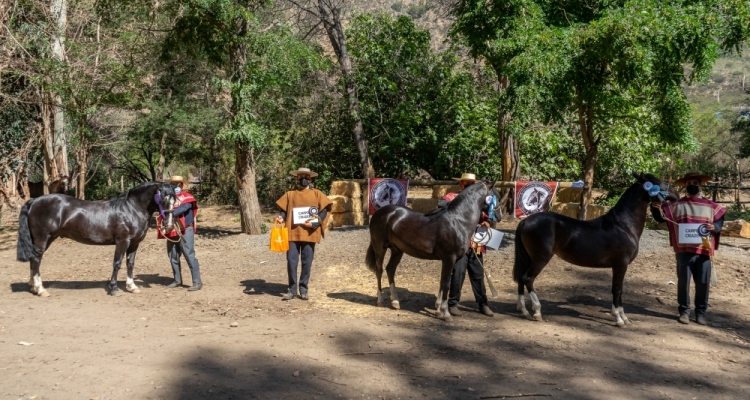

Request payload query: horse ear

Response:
[631,171,642,181]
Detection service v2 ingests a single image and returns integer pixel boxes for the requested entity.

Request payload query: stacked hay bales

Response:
[432,185,460,199]
[328,181,366,227]
[410,198,440,213]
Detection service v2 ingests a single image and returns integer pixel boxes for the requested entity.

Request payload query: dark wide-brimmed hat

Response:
[289,167,318,178]
[452,173,477,182]
[674,172,712,186]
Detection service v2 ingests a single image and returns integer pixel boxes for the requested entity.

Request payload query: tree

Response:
[452,0,750,218]
[286,0,376,179]
[162,0,326,234]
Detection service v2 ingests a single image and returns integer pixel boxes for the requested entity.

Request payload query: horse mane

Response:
[610,173,663,214]
[107,181,163,209]
[424,182,483,222]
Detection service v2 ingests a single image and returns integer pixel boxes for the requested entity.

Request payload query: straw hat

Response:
[289,167,318,178]
[452,173,477,182]
[674,172,711,186]
[170,175,187,184]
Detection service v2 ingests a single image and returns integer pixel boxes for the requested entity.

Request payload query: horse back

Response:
[370,205,443,260]
[28,195,144,246]
[520,211,637,268]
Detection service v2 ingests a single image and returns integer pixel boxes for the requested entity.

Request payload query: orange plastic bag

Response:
[270,221,289,252]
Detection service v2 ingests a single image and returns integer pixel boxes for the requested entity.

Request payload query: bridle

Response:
[154,189,183,243]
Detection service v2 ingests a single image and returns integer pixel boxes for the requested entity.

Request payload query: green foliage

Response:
[348,13,500,179]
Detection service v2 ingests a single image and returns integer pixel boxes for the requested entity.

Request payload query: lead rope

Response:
[158,221,185,243]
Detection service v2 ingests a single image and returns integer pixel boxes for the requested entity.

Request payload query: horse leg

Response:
[124,245,141,294]
[526,277,543,321]
[108,241,129,296]
[375,248,386,307]
[611,265,629,327]
[517,281,531,319]
[28,235,54,297]
[385,249,404,309]
[436,258,455,320]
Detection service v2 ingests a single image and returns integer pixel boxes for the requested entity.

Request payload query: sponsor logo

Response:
[371,179,407,210]
[518,182,553,216]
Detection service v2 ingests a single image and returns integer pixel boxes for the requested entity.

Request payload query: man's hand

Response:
[650,201,661,209]
[303,221,313,228]
[481,221,490,228]
[704,223,716,232]
[276,215,284,224]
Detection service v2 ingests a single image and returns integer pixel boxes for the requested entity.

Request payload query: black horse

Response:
[513,173,678,327]
[24,176,71,198]
[16,182,176,297]
[366,179,500,320]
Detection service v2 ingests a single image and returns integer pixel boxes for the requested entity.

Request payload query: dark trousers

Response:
[287,241,315,295]
[676,252,712,316]
[448,249,487,307]
[167,227,201,286]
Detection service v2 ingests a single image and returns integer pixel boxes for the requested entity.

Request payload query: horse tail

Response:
[513,220,531,283]
[365,243,377,273]
[17,199,35,262]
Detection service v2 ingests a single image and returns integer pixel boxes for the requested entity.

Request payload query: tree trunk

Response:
[235,142,264,234]
[229,17,263,234]
[156,130,168,180]
[495,74,518,212]
[76,147,87,199]
[51,0,68,178]
[577,103,598,220]
[40,92,57,194]
[318,1,374,179]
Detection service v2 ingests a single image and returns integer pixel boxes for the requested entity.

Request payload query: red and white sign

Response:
[368,178,409,215]
[514,181,558,218]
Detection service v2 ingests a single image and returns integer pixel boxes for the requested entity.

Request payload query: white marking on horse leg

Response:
[376,289,384,307]
[517,294,531,318]
[389,282,400,309]
[125,277,141,294]
[619,306,630,324]
[612,304,625,327]
[435,290,442,311]
[33,274,48,297]
[530,291,543,321]
[439,298,451,321]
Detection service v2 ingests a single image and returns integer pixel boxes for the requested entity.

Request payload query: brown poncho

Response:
[276,188,332,243]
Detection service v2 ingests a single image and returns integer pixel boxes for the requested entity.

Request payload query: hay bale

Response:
[550,203,610,220]
[330,211,366,227]
[723,219,750,238]
[556,187,582,203]
[329,181,362,198]
[432,185,460,199]
[329,195,363,213]
[410,198,440,213]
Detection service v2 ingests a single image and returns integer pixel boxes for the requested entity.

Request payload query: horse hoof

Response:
[524,313,536,321]
[376,301,384,307]
[616,321,626,328]
[109,290,122,297]
[38,291,50,298]
[533,314,543,322]
[127,287,141,294]
[391,300,400,310]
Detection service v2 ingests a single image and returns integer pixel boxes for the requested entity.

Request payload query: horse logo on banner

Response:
[368,178,409,215]
[514,181,558,218]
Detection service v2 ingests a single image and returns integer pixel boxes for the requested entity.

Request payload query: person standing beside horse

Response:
[275,167,332,301]
[162,176,203,291]
[650,172,726,325]
[439,173,494,317]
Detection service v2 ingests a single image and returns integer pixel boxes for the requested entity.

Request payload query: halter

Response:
[154,191,166,218]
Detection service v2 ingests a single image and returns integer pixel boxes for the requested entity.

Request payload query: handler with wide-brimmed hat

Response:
[161,175,203,291]
[650,171,725,325]
[275,167,332,300]
[436,172,494,317]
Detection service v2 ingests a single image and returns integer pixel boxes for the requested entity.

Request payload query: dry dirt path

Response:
[1,208,749,400]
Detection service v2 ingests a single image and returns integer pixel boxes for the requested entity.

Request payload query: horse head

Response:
[59,176,70,193]
[153,183,177,230]
[479,178,502,221]
[632,172,679,203]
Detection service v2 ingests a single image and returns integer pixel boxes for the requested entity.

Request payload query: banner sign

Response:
[514,181,559,218]
[368,178,409,215]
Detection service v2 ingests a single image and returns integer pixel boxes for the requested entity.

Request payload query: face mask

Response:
[174,187,182,195]
[298,178,310,187]
[686,185,700,196]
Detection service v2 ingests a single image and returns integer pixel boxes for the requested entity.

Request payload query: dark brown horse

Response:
[365,179,500,320]
[24,176,70,198]
[513,173,678,327]
[16,182,176,297]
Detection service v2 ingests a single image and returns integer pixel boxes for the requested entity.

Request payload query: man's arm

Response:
[650,202,665,223]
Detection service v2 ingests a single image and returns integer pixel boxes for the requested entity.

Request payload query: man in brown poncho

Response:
[275,168,332,300]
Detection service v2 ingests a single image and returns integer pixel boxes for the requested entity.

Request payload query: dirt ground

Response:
[1,206,749,400]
